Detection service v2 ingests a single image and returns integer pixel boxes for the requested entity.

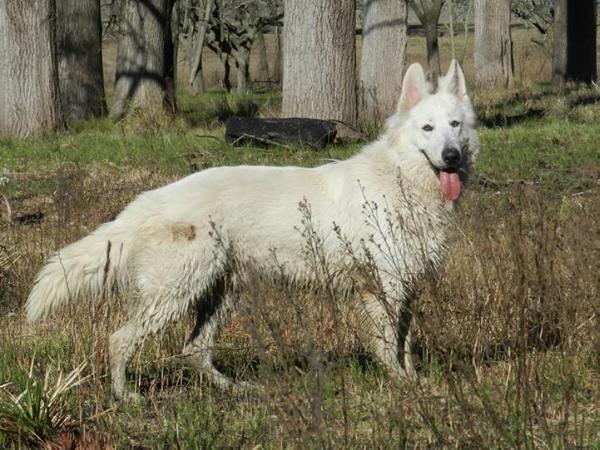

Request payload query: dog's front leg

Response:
[362,291,414,379]
[397,293,416,379]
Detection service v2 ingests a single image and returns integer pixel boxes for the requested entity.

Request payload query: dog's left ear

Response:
[442,59,468,100]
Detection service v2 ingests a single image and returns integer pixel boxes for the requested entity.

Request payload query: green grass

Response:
[0,89,361,203]
[479,118,600,190]
[1,85,599,448]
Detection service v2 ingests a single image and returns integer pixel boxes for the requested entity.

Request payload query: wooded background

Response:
[0,0,596,137]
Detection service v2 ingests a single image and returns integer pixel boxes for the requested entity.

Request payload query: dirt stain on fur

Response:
[170,223,196,241]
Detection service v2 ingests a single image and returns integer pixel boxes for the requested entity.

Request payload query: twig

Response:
[194,134,226,143]
[568,190,593,198]
[230,133,294,150]
[476,174,539,189]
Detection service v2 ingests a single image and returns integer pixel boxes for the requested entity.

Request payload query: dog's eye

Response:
[450,120,461,128]
[422,124,434,132]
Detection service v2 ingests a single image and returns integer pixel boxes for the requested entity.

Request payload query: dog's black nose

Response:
[442,147,461,167]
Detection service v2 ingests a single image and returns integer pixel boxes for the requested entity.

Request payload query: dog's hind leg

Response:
[110,239,224,400]
[110,280,218,400]
[109,291,197,401]
[109,321,144,401]
[180,283,247,390]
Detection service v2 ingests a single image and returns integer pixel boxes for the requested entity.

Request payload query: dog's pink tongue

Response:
[439,171,461,201]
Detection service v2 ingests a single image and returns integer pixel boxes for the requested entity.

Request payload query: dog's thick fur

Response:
[26,61,478,399]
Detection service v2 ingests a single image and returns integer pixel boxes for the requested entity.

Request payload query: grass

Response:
[1,30,600,448]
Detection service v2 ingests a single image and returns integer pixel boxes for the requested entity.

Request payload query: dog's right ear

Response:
[397,63,427,112]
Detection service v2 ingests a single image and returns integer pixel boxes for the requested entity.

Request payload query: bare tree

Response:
[512,0,553,35]
[57,0,107,123]
[283,0,357,127]
[474,0,514,88]
[185,0,282,94]
[0,0,62,137]
[111,0,177,119]
[409,0,444,83]
[360,0,408,122]
[511,0,553,56]
[551,0,596,85]
[210,0,282,93]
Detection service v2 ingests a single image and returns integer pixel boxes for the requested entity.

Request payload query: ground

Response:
[0,30,599,448]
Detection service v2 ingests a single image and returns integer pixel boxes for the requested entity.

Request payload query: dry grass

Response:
[1,125,599,447]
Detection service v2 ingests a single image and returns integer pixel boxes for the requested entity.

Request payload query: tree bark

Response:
[188,0,214,95]
[111,0,177,119]
[56,0,107,123]
[552,0,597,85]
[165,0,178,111]
[234,45,251,93]
[0,0,62,137]
[360,0,408,123]
[256,30,270,82]
[424,21,441,83]
[222,55,232,92]
[409,0,443,83]
[272,26,283,83]
[474,0,514,89]
[282,0,357,127]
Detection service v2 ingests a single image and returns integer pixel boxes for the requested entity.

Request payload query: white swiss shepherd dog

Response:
[26,61,479,400]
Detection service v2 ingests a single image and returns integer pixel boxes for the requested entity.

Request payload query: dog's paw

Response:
[122,391,144,403]
[112,388,144,404]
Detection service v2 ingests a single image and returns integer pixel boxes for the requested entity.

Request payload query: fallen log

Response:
[225,117,337,149]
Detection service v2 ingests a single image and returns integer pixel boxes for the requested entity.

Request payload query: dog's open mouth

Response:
[420,150,462,202]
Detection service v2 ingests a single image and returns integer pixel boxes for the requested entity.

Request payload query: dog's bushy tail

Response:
[26,219,135,323]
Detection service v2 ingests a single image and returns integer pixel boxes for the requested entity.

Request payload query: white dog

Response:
[26,61,478,400]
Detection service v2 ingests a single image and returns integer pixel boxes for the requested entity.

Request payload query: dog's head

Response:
[387,60,478,202]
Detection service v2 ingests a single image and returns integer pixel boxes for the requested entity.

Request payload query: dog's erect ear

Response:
[442,59,467,100]
[397,63,427,112]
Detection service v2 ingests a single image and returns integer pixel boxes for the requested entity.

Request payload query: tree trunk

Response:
[256,31,270,82]
[408,0,443,84]
[234,45,251,93]
[111,0,176,119]
[56,0,107,123]
[165,0,178,112]
[552,0,597,85]
[474,0,514,89]
[191,59,206,94]
[272,26,283,83]
[0,0,62,137]
[282,0,356,127]
[223,55,232,92]
[424,21,441,83]
[360,0,408,123]
[188,0,214,95]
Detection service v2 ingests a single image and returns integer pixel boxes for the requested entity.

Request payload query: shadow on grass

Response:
[476,83,600,128]
[479,108,546,128]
